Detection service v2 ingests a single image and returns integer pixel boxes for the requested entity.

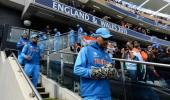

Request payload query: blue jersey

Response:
[74,43,112,97]
[78,27,83,34]
[16,38,29,64]
[16,38,29,54]
[39,33,47,53]
[69,29,75,45]
[21,42,42,65]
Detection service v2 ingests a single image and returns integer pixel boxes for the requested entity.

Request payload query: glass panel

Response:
[123,60,170,100]
[7,27,28,43]
[49,52,62,81]
[43,51,125,99]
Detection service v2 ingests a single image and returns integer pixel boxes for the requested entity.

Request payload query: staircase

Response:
[36,83,50,99]
[36,79,61,100]
[30,77,50,100]
[36,33,72,100]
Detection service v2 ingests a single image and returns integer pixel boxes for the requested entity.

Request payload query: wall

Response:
[0,4,24,27]
[10,0,26,6]
[0,51,39,100]
[41,75,81,100]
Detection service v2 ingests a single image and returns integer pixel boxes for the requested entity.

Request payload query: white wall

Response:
[10,0,26,6]
[41,75,81,100]
[0,52,38,100]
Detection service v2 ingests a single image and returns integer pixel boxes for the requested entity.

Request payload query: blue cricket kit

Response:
[74,43,112,97]
[21,42,42,87]
[21,42,41,64]
[16,38,29,64]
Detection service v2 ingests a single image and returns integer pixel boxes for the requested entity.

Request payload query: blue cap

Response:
[31,34,38,38]
[95,28,112,38]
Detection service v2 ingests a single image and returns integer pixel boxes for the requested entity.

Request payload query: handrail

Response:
[46,49,170,68]
[10,26,28,30]
[151,87,170,96]
[111,58,170,68]
[9,53,43,100]
[45,50,170,68]
[38,31,78,42]
[44,50,170,97]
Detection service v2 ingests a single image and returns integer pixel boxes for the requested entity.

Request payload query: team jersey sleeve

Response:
[16,40,24,50]
[74,47,92,78]
[21,44,29,58]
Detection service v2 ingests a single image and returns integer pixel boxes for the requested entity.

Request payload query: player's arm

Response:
[74,47,91,78]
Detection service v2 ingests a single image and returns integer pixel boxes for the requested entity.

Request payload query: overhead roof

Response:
[122,0,170,18]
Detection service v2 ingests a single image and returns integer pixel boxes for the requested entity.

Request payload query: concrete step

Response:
[44,98,59,100]
[29,77,49,98]
[37,87,45,92]
[40,92,49,98]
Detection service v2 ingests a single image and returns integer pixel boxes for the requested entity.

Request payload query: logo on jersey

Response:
[29,46,39,52]
[94,58,109,65]
[93,52,99,57]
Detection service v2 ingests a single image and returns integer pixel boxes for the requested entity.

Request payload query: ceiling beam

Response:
[152,3,170,15]
[137,0,150,9]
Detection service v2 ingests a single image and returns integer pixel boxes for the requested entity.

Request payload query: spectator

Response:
[146,45,160,83]
[77,24,84,44]
[16,32,29,65]
[74,42,81,53]
[69,0,76,8]
[132,41,146,81]
[125,23,132,29]
[103,16,111,21]
[69,27,75,47]
[157,47,170,64]
[133,26,138,31]
[107,42,115,58]
[164,36,168,40]
[137,27,142,33]
[142,28,147,35]
[43,25,52,36]
[121,21,126,28]
[122,41,137,81]
[74,28,118,100]
[22,34,42,87]
[89,9,96,15]
[54,28,61,51]
[38,32,47,54]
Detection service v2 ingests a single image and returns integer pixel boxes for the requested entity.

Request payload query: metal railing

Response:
[8,52,43,100]
[38,31,79,54]
[42,50,170,99]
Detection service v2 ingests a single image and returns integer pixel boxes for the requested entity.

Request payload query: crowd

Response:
[33,24,170,86]
[73,27,170,100]
[12,1,170,100]
[62,0,170,41]
[16,25,170,100]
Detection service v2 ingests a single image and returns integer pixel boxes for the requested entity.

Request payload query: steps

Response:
[44,98,59,100]
[37,87,45,92]
[36,83,50,99]
[29,77,50,98]
[39,92,50,98]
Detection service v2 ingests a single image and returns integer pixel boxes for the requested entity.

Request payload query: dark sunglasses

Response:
[102,37,110,41]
